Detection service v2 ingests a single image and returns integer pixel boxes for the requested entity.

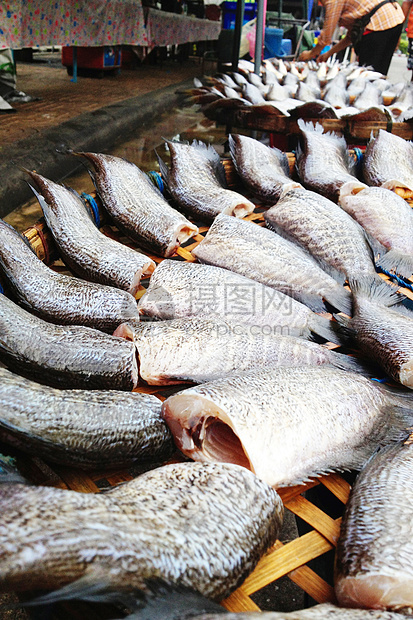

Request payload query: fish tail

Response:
[348,275,402,308]
[0,456,29,485]
[380,385,413,443]
[377,249,413,280]
[156,150,170,189]
[323,285,353,315]
[307,312,342,344]
[297,118,324,134]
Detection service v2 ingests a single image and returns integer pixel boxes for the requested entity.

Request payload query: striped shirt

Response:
[317,0,405,48]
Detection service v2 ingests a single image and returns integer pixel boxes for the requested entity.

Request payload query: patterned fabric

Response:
[318,0,404,48]
[0,0,148,49]
[145,9,221,47]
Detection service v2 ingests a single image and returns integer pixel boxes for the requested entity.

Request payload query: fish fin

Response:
[156,151,170,190]
[269,145,290,176]
[297,118,325,135]
[347,275,402,308]
[307,312,343,345]
[121,579,226,620]
[332,312,357,342]
[327,351,373,377]
[323,286,353,316]
[377,249,413,280]
[0,455,29,485]
[190,139,227,188]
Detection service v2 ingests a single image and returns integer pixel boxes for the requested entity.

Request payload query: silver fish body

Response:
[323,84,350,110]
[353,82,382,111]
[114,316,357,385]
[27,170,155,295]
[297,120,363,201]
[192,213,352,314]
[0,293,138,390]
[77,152,198,257]
[264,187,377,282]
[137,260,340,343]
[335,441,413,611]
[162,366,413,488]
[0,219,139,333]
[0,367,172,468]
[158,140,255,222]
[339,185,413,278]
[341,277,413,389]
[363,129,413,192]
[228,134,302,203]
[0,462,283,599]
[388,83,413,117]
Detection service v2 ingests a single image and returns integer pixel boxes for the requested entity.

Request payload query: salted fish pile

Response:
[187,58,413,126]
[3,119,413,618]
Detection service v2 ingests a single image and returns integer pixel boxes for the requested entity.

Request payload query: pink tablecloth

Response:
[0,0,148,48]
[146,8,221,47]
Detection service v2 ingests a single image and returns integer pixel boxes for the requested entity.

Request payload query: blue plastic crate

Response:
[222,1,257,30]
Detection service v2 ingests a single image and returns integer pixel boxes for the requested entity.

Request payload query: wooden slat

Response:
[240,525,336,595]
[222,589,261,612]
[288,564,336,604]
[320,473,351,504]
[284,496,341,545]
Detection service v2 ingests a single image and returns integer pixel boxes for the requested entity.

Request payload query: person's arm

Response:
[299,0,344,61]
[402,0,413,19]
[317,32,352,62]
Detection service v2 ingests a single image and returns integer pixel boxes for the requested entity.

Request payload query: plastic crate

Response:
[61,46,122,70]
[222,1,257,30]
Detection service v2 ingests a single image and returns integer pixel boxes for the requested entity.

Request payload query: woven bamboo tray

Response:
[5,162,413,617]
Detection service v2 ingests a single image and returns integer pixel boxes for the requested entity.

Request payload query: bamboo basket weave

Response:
[8,157,413,616]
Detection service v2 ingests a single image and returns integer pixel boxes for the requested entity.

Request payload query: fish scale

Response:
[0,219,140,333]
[363,129,413,192]
[0,462,283,600]
[77,152,198,258]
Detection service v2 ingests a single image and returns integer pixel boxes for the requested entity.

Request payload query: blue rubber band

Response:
[0,282,3,294]
[146,170,164,194]
[81,193,100,228]
[376,265,413,294]
[371,376,390,383]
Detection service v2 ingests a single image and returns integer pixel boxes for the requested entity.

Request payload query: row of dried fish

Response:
[189,58,413,122]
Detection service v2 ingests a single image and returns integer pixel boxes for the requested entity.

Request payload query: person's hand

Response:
[299,49,314,61]
[317,50,331,63]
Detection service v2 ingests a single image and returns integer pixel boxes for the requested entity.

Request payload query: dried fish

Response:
[114,316,359,385]
[0,462,283,600]
[296,120,365,201]
[0,293,138,390]
[0,367,172,468]
[26,170,154,295]
[339,185,413,277]
[137,260,341,343]
[76,153,198,257]
[0,219,139,333]
[192,213,352,314]
[228,134,301,203]
[363,129,413,194]
[264,187,378,283]
[335,441,413,611]
[162,366,413,487]
[157,140,255,222]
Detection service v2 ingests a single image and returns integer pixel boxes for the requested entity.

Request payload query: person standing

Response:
[402,0,413,75]
[299,0,405,76]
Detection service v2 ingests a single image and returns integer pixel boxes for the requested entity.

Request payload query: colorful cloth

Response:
[145,9,221,47]
[317,0,404,48]
[0,0,148,48]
